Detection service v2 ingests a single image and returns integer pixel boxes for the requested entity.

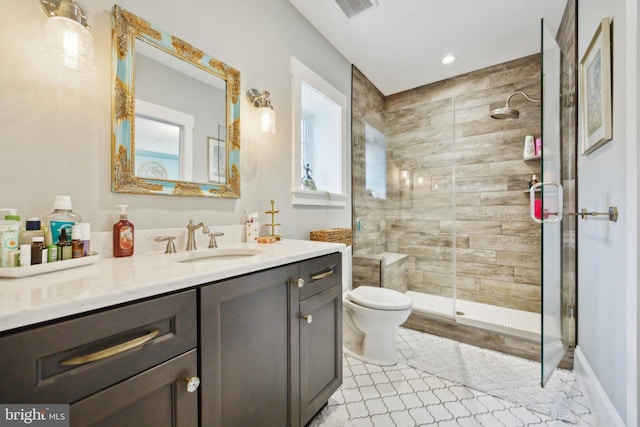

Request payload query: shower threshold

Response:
[405,291,540,342]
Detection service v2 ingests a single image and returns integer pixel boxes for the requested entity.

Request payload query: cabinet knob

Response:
[185,376,200,392]
[291,278,304,288]
[300,314,313,324]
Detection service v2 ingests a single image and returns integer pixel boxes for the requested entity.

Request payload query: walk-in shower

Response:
[351,12,577,373]
[352,54,544,360]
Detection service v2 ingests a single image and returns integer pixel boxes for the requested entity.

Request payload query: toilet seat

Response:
[346,286,412,311]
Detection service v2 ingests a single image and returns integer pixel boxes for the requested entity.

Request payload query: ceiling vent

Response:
[335,0,378,18]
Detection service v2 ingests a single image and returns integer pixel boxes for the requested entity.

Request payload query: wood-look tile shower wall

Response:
[353,54,542,313]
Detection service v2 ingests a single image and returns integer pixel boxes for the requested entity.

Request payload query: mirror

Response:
[112,5,241,197]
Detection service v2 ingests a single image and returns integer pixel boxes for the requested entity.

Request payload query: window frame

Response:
[290,57,349,207]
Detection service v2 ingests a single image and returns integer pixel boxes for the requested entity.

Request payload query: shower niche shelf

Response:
[523,155,541,162]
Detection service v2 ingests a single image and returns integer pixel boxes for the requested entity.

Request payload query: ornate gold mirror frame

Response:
[112,5,241,197]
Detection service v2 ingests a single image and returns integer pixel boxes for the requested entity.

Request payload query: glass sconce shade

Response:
[259,107,276,134]
[246,88,276,134]
[43,16,96,73]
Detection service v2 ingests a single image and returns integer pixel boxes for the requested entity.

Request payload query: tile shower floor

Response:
[311,327,594,427]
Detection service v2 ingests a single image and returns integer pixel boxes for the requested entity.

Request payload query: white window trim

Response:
[290,57,349,207]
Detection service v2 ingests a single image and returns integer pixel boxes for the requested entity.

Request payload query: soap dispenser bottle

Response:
[113,205,134,257]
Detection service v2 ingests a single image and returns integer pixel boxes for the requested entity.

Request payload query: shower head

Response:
[490,91,540,120]
[490,106,520,120]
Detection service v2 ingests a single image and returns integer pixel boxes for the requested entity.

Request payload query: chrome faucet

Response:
[186,220,209,251]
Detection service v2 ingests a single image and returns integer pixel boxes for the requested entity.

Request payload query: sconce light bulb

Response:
[259,107,276,135]
[43,15,95,73]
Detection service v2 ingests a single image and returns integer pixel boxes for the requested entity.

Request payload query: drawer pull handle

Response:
[301,314,313,324]
[60,329,160,366]
[185,376,201,392]
[310,267,334,281]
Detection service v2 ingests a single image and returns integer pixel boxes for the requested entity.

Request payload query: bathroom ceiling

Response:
[288,0,567,95]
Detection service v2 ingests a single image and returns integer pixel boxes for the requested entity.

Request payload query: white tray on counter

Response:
[0,254,100,278]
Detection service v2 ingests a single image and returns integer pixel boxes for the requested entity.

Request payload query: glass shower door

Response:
[538,18,566,386]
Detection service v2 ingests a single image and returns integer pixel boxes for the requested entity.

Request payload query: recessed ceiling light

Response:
[441,55,457,65]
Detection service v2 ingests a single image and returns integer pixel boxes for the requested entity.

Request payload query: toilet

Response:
[341,247,413,366]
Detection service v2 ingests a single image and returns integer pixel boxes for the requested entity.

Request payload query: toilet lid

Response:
[346,286,413,311]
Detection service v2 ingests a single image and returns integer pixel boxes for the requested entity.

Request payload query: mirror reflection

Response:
[112,5,241,198]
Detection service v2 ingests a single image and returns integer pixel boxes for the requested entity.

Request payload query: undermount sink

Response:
[174,248,262,264]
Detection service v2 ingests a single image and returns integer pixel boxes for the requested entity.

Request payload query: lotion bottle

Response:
[113,205,134,257]
[0,209,20,268]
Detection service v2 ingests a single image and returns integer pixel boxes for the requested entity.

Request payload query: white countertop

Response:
[0,232,344,333]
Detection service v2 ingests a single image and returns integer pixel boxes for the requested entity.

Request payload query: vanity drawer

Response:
[299,252,342,300]
[0,290,197,404]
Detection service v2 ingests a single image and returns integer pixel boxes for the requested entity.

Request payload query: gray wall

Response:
[0,0,351,238]
[578,0,639,424]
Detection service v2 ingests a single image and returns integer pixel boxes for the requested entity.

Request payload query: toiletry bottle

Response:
[47,245,58,263]
[57,228,72,261]
[0,209,21,267]
[79,223,91,256]
[113,205,134,257]
[535,137,542,156]
[19,218,45,246]
[19,244,31,267]
[523,135,535,160]
[31,237,45,265]
[71,225,84,258]
[528,174,539,189]
[43,195,81,245]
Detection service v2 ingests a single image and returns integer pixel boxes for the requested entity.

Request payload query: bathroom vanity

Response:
[0,238,343,427]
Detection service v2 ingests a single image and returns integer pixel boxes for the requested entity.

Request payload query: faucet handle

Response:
[154,235,177,254]
[207,232,224,249]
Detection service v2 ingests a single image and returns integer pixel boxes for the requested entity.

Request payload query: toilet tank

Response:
[341,246,352,292]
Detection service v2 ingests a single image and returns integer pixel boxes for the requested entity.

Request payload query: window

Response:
[135,99,195,181]
[291,57,348,207]
[365,122,386,199]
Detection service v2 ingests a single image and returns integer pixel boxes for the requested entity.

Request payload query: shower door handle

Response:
[529,182,563,224]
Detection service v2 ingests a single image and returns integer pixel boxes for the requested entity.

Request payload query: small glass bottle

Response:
[31,237,45,265]
[19,219,44,246]
[71,225,84,258]
[47,245,58,263]
[57,228,72,261]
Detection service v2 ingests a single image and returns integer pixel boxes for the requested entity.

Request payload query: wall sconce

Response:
[40,0,96,73]
[246,89,276,134]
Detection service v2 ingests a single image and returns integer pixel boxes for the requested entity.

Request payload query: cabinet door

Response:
[200,265,298,427]
[70,349,198,427]
[299,285,342,426]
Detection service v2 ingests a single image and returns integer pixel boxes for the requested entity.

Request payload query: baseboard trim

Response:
[574,346,625,426]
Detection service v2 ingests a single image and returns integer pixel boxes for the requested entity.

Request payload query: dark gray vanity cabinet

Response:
[200,252,342,427]
[200,263,298,427]
[0,251,342,427]
[0,290,199,427]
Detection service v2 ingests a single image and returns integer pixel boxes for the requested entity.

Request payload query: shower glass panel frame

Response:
[540,18,566,386]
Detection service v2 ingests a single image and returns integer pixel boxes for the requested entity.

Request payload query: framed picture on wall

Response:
[207,136,226,184]
[579,17,612,155]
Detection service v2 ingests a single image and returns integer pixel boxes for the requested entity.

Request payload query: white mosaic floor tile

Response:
[313,327,594,427]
